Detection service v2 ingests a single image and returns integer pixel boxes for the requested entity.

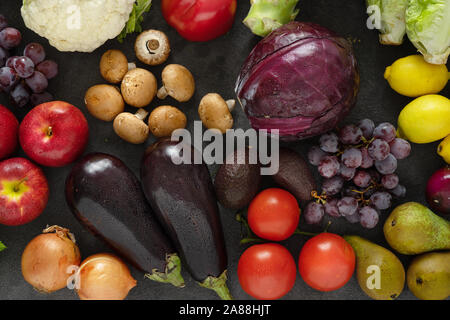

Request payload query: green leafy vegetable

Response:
[366,0,408,45]
[118,0,152,42]
[243,0,300,37]
[0,241,6,252]
[406,0,450,64]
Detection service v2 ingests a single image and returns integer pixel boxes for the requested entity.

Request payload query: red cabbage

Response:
[235,22,359,140]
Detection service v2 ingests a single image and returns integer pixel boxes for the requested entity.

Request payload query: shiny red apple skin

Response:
[0,157,49,226]
[0,105,19,160]
[19,101,89,167]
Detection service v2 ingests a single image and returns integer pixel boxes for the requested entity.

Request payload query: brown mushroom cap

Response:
[135,30,170,66]
[121,68,157,108]
[198,93,234,134]
[113,109,150,144]
[157,64,195,103]
[84,84,125,122]
[100,50,128,84]
[148,105,187,138]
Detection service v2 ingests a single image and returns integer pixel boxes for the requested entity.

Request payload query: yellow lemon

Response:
[437,135,450,164]
[384,55,449,97]
[397,94,450,144]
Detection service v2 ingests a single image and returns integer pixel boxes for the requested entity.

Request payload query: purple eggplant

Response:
[426,166,450,215]
[65,153,184,287]
[140,139,231,300]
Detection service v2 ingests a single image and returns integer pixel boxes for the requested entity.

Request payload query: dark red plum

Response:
[426,166,450,215]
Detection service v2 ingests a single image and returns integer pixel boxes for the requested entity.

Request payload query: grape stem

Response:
[335,136,374,156]
[351,180,382,206]
[311,190,327,204]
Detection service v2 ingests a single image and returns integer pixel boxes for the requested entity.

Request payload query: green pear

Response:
[407,251,450,300]
[344,235,405,300]
[384,202,450,255]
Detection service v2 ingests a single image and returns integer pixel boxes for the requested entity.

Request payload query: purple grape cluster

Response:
[305,119,411,229]
[0,15,57,108]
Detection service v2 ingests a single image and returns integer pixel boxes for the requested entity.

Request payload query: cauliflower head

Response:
[21,0,136,52]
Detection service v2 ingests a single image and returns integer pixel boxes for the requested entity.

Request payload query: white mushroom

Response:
[135,30,171,66]
[157,64,195,103]
[121,68,157,108]
[84,84,125,122]
[198,93,235,134]
[148,105,187,138]
[113,109,150,144]
[100,50,128,84]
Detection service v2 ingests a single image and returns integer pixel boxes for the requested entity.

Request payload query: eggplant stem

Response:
[145,254,185,288]
[199,270,233,300]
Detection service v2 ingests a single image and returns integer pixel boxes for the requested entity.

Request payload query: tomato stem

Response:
[293,230,318,237]
[236,212,266,245]
[240,237,264,245]
[324,220,332,233]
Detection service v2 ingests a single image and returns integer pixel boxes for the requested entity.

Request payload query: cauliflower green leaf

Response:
[118,0,152,42]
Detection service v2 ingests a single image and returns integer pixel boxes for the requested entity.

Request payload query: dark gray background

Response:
[0,0,448,300]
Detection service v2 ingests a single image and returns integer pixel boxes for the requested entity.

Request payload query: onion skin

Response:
[235,21,359,141]
[21,226,81,293]
[77,253,137,300]
[426,166,450,215]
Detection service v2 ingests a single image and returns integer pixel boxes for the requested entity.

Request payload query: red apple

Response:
[0,104,19,160]
[0,157,49,226]
[19,101,89,167]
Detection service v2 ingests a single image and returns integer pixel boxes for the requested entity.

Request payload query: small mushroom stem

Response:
[134,108,149,121]
[146,39,160,54]
[157,86,169,100]
[226,99,236,112]
[128,62,136,71]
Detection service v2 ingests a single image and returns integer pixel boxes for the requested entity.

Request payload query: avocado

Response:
[273,147,317,203]
[214,148,261,210]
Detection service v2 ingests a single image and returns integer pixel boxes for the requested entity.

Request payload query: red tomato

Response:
[298,233,355,292]
[161,0,237,42]
[248,188,300,241]
[238,243,297,300]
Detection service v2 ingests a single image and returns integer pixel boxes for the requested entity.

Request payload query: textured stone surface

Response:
[0,0,448,300]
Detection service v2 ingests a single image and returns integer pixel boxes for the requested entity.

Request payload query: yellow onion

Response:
[77,253,136,300]
[21,225,81,293]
